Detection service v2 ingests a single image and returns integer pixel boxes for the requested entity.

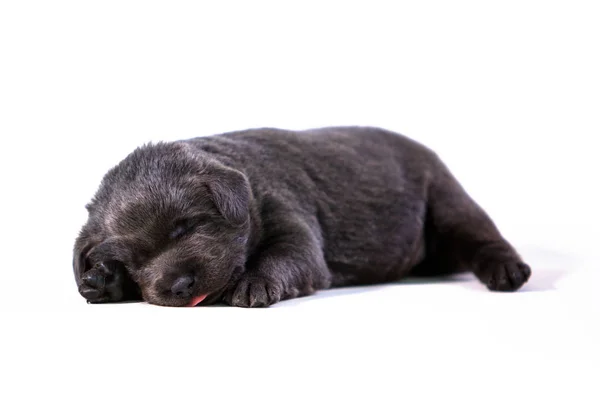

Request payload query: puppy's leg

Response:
[426,161,531,291]
[224,215,331,307]
[79,261,140,303]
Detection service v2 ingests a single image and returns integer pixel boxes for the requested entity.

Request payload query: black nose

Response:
[171,275,195,298]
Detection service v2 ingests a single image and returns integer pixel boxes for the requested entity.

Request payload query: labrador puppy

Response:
[73,126,531,307]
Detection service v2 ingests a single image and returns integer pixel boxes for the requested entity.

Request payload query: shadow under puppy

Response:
[73,126,531,307]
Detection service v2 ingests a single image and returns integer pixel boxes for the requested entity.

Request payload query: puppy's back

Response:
[187,126,436,271]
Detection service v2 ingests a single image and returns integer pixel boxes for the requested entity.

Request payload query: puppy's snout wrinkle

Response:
[171,275,195,298]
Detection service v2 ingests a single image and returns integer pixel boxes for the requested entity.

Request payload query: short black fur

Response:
[73,127,531,307]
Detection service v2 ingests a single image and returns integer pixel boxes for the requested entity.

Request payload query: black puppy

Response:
[73,127,531,307]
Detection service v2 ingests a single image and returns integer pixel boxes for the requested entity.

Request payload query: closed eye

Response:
[169,217,209,240]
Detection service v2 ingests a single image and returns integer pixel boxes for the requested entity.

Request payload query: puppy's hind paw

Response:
[486,261,531,292]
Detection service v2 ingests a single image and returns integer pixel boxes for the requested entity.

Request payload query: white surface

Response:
[1,1,599,399]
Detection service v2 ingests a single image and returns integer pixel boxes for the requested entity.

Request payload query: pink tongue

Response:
[188,294,208,307]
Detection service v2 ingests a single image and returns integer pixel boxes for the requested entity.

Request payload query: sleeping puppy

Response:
[73,126,531,307]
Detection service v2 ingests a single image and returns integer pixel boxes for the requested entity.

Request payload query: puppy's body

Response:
[74,127,531,307]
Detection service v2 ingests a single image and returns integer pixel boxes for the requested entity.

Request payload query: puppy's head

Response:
[73,142,251,306]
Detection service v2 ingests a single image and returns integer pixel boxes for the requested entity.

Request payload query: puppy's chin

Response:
[156,296,208,307]
[141,292,208,307]
[143,287,222,307]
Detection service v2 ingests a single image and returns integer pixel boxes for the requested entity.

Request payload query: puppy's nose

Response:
[171,275,195,298]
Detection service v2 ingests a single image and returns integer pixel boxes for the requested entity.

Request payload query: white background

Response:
[1,1,598,399]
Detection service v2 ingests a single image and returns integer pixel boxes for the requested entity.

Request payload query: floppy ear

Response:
[206,163,252,226]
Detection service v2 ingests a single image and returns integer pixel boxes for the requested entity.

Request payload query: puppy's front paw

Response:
[224,273,285,308]
[485,261,531,292]
[78,261,128,303]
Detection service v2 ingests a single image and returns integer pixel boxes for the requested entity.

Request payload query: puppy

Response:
[73,126,531,307]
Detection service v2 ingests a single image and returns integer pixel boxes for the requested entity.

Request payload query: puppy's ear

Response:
[206,163,251,226]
